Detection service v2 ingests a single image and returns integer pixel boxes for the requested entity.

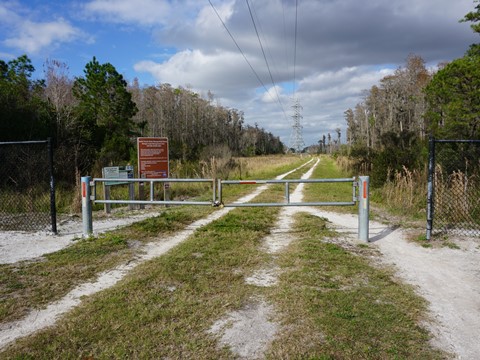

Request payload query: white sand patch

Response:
[300,207,480,360]
[374,229,480,359]
[245,267,280,287]
[0,211,163,264]
[208,300,278,359]
[263,159,319,254]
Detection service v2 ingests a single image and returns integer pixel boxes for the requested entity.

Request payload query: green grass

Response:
[265,213,445,359]
[2,198,281,359]
[218,156,312,204]
[0,156,310,326]
[0,206,212,324]
[303,156,356,213]
[413,232,461,250]
[0,156,446,358]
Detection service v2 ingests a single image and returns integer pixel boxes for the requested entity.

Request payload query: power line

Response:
[245,0,288,120]
[281,0,290,87]
[250,1,283,92]
[208,0,272,102]
[293,0,299,97]
[210,0,305,148]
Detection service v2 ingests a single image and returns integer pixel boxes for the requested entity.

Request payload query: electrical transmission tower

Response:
[289,98,305,153]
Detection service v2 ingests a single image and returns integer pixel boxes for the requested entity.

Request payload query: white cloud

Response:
[196,1,234,31]
[0,2,21,25]
[0,52,16,60]
[4,19,82,54]
[83,0,171,26]
[134,48,259,97]
[0,2,87,55]
[260,85,285,104]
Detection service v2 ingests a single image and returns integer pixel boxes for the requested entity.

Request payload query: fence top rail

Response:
[434,139,480,143]
[221,177,355,185]
[92,177,214,183]
[223,201,356,207]
[0,140,49,145]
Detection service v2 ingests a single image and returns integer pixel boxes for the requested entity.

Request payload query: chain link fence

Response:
[427,138,480,238]
[0,140,56,232]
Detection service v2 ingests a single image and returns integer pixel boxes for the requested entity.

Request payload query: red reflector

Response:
[240,181,257,185]
[363,181,367,199]
[82,182,86,198]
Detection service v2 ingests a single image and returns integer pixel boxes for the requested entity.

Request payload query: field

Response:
[1,155,479,358]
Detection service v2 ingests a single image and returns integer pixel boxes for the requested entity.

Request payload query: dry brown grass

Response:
[336,155,427,219]
[336,155,370,176]
[169,154,305,180]
[380,166,426,217]
[434,165,480,222]
[335,155,354,173]
[229,154,308,179]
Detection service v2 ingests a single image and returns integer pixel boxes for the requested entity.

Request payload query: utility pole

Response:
[289,98,304,153]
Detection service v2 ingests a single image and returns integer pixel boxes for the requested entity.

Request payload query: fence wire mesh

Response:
[431,140,480,237]
[0,140,55,232]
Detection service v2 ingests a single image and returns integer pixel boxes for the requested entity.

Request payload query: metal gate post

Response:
[217,178,222,205]
[81,176,93,236]
[426,136,435,240]
[47,138,57,234]
[358,176,370,242]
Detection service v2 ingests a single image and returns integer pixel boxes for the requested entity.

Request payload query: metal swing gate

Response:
[81,175,370,241]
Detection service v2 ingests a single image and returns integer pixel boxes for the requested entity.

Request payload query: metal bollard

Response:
[358,176,370,242]
[81,176,93,237]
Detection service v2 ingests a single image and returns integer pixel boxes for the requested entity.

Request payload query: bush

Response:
[371,131,424,187]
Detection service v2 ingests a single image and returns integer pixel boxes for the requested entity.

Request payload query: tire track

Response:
[0,159,314,351]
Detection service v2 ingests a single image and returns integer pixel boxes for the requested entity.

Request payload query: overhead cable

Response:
[208,0,279,106]
[245,0,288,120]
[293,0,298,97]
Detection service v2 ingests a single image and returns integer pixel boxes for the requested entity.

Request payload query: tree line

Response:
[0,56,284,186]
[344,3,480,186]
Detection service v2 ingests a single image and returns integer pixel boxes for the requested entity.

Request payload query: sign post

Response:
[101,165,135,213]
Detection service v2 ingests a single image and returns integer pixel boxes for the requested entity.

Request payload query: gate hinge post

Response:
[358,176,370,242]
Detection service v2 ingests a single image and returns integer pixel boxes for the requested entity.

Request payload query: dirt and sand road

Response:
[1,158,479,358]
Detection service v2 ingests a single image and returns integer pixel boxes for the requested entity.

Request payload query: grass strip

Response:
[0,156,308,325]
[265,213,445,359]
[0,206,212,324]
[219,156,310,204]
[1,203,281,358]
[303,155,359,213]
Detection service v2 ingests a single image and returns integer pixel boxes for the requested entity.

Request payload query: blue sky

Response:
[0,0,478,146]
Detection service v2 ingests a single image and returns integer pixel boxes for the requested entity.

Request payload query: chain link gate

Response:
[0,139,57,233]
[427,137,480,239]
